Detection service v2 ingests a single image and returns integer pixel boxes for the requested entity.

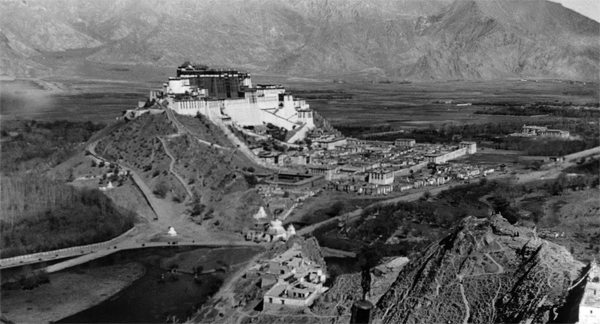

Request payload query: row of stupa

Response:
[248,206,295,242]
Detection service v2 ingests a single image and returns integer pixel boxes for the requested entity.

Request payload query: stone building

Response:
[395,138,416,148]
[262,244,327,309]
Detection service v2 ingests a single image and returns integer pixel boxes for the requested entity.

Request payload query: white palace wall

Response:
[223,99,264,126]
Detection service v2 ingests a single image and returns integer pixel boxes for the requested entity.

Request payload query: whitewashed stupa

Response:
[267,219,287,241]
[253,206,268,220]
[167,226,177,237]
[287,224,296,237]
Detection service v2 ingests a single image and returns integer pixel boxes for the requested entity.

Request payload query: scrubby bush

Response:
[244,174,259,187]
[153,181,170,198]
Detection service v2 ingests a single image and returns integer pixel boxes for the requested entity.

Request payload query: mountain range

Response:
[1,0,598,80]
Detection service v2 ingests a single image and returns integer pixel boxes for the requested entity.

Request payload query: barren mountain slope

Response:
[373,214,585,324]
[0,0,597,80]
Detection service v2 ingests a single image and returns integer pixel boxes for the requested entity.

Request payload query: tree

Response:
[189,194,205,217]
[153,181,169,198]
[550,181,563,196]
[244,174,258,187]
[421,190,432,201]
[531,210,543,224]
[326,201,345,217]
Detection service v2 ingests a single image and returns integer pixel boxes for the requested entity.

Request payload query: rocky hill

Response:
[373,214,585,324]
[239,214,585,324]
[1,0,598,80]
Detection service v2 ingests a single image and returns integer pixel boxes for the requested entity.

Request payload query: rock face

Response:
[1,0,598,80]
[373,215,584,324]
[313,257,409,316]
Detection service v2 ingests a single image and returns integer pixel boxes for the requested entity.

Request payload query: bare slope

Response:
[1,0,597,80]
[373,214,584,324]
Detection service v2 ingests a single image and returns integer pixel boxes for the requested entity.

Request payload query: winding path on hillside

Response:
[484,253,505,275]
[0,135,250,272]
[158,136,194,202]
[87,141,161,220]
[164,107,266,170]
[458,281,471,324]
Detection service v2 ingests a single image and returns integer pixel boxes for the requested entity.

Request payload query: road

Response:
[0,223,260,272]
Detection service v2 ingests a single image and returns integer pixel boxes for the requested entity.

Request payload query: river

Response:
[29,246,262,323]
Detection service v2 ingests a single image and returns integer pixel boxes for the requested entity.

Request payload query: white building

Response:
[395,138,416,148]
[165,77,315,143]
[267,219,288,241]
[368,169,394,185]
[459,141,477,154]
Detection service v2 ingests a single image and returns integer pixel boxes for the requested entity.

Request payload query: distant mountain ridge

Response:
[0,0,598,80]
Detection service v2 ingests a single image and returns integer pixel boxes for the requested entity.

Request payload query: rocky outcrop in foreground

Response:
[374,214,584,324]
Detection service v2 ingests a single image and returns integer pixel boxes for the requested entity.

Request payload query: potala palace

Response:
[143,63,315,143]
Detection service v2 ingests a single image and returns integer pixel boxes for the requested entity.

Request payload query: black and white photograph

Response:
[0,0,599,323]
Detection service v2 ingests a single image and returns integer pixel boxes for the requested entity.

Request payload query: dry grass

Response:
[175,114,235,148]
[539,188,600,262]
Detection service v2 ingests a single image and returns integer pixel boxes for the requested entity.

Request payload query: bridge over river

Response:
[0,225,259,273]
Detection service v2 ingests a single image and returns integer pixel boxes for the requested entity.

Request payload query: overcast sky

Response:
[552,0,599,22]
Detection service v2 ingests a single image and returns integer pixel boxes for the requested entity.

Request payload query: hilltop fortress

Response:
[145,63,315,143]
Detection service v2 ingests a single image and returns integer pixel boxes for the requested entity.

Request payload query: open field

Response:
[518,188,600,263]
[455,149,523,165]
[2,54,598,128]
[285,79,599,129]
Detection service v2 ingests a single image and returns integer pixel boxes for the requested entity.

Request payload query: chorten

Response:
[287,224,296,238]
[253,206,270,231]
[267,219,287,241]
[253,206,267,220]
[167,226,177,236]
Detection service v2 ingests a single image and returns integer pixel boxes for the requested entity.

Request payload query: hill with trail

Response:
[373,214,584,324]
[94,112,267,232]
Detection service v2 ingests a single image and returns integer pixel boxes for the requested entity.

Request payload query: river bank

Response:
[1,246,265,323]
[1,262,144,324]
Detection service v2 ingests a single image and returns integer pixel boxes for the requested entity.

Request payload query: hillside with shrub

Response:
[95,112,267,232]
[166,132,264,231]
[95,113,188,202]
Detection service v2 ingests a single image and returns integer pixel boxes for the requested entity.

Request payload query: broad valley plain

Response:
[1,1,599,324]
